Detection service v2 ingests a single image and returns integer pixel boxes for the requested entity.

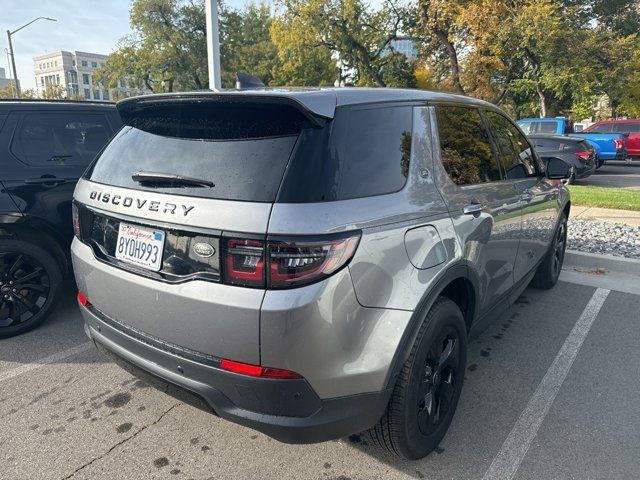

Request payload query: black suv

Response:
[0,100,121,338]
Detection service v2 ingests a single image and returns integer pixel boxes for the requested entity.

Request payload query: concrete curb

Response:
[564,250,640,275]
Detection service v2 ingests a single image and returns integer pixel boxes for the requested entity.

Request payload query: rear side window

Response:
[519,121,558,134]
[88,103,304,202]
[612,123,640,134]
[485,111,536,179]
[277,105,413,202]
[436,106,500,185]
[590,123,613,133]
[11,112,112,166]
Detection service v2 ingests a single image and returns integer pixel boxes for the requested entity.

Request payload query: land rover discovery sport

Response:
[72,88,571,459]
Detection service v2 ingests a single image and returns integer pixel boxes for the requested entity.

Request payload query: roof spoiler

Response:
[117,92,335,127]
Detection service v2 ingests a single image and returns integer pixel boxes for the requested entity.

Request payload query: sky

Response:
[1,0,251,91]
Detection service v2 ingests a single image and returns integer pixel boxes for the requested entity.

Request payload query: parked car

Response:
[72,89,571,459]
[529,134,597,183]
[582,119,640,160]
[517,117,627,167]
[0,100,121,338]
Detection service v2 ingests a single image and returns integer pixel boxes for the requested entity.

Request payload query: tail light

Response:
[219,358,302,379]
[72,202,81,238]
[614,138,624,150]
[224,239,265,287]
[575,150,591,160]
[222,232,360,289]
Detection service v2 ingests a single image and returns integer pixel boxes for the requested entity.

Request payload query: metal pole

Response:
[6,30,20,97]
[205,0,221,90]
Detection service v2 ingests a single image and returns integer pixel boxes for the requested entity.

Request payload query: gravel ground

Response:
[568,218,640,259]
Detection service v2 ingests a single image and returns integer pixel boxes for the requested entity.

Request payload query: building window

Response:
[119,78,126,88]
[84,88,91,100]
[68,71,78,84]
[103,90,110,101]
[93,89,100,100]
[56,74,60,84]
[81,60,88,67]
[72,60,76,67]
[82,73,90,84]
[40,77,45,87]
[91,61,97,68]
[55,61,58,67]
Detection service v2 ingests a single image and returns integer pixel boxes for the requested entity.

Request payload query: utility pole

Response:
[6,17,57,98]
[205,0,221,90]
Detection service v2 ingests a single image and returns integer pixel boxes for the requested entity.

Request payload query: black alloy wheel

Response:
[0,240,62,338]
[416,327,461,436]
[0,252,51,328]
[551,218,567,279]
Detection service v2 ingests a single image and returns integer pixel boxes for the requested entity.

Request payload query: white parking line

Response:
[0,342,93,383]
[482,287,611,480]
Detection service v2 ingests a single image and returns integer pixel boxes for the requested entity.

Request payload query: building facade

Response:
[33,51,139,101]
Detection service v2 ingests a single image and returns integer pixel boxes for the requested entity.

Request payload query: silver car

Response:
[71,88,571,459]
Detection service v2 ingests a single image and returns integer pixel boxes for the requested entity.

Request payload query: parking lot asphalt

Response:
[1,271,639,480]
[576,162,640,189]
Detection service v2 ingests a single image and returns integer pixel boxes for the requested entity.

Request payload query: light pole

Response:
[204,0,221,90]
[6,16,57,98]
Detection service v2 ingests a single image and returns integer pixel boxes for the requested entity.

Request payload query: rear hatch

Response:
[73,94,326,363]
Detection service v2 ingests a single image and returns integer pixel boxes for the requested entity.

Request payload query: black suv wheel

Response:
[366,297,467,459]
[531,213,568,290]
[0,239,62,338]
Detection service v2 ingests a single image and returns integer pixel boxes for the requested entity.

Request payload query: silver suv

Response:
[72,88,571,459]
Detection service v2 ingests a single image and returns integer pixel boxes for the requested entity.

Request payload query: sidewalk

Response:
[570,206,640,226]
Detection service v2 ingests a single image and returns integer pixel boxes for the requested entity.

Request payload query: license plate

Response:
[115,223,165,271]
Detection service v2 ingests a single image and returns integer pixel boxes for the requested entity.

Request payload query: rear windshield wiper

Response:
[132,171,215,188]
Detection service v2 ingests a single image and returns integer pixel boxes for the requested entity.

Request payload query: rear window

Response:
[277,105,413,202]
[531,138,580,152]
[518,121,558,135]
[87,103,305,202]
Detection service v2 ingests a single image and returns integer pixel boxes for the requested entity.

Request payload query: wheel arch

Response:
[0,217,70,277]
[383,262,479,393]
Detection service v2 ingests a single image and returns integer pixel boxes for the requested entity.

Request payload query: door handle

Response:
[24,177,68,185]
[463,203,483,216]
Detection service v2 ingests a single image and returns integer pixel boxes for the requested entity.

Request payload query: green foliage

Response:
[96,0,639,121]
[272,0,414,87]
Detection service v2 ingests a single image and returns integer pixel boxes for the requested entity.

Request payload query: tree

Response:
[220,3,280,87]
[95,0,208,93]
[272,0,415,87]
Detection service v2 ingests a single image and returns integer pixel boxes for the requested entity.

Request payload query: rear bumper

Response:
[80,302,389,443]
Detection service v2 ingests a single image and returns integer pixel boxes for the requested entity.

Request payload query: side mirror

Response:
[544,157,571,180]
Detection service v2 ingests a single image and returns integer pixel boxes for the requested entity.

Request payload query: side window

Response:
[590,123,613,133]
[436,106,501,185]
[11,112,112,167]
[613,123,640,134]
[485,111,536,180]
[328,105,412,199]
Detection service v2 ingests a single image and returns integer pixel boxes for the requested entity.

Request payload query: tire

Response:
[0,239,62,339]
[365,297,467,459]
[530,213,567,290]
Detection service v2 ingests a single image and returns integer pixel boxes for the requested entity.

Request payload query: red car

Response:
[583,119,640,159]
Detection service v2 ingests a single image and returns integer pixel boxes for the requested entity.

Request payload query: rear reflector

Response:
[219,359,302,379]
[77,291,91,307]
